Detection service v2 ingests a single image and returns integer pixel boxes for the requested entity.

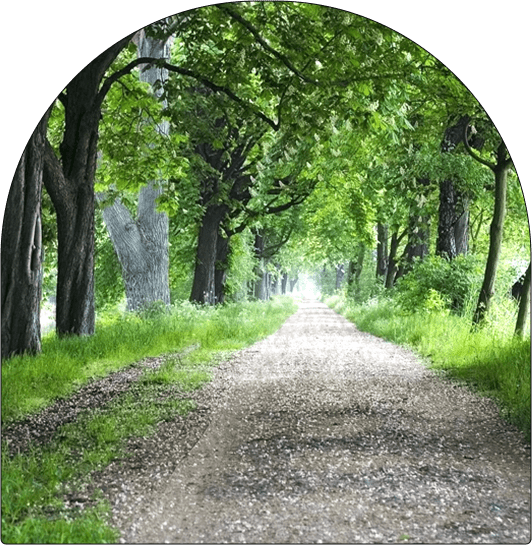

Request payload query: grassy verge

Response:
[1,296,297,544]
[2,297,297,423]
[326,294,530,441]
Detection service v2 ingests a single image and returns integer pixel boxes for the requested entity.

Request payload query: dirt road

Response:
[117,301,530,543]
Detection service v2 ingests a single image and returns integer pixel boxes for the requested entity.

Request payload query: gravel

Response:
[115,301,530,543]
[4,301,530,543]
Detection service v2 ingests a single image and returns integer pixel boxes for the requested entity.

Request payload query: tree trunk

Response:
[43,37,130,336]
[190,204,228,304]
[281,273,288,294]
[99,31,171,311]
[515,263,531,337]
[271,265,280,296]
[436,181,470,260]
[347,244,365,293]
[254,268,269,301]
[396,214,430,280]
[44,140,97,336]
[472,144,510,325]
[454,199,470,256]
[436,178,458,259]
[335,264,345,290]
[99,184,170,311]
[252,231,269,301]
[437,116,478,259]
[289,275,299,292]
[385,231,404,288]
[437,117,463,258]
[376,223,388,278]
[214,234,230,304]
[353,244,365,288]
[1,110,50,359]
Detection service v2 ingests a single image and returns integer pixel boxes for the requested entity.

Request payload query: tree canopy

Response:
[1,1,530,359]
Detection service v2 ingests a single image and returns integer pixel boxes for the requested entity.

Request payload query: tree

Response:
[160,2,426,303]
[98,29,171,311]
[250,213,297,301]
[1,108,51,359]
[463,124,514,326]
[395,177,432,280]
[515,263,531,337]
[437,116,470,259]
[376,223,388,278]
[436,115,485,259]
[42,35,135,335]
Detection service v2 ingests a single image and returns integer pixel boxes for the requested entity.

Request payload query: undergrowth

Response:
[326,293,531,442]
[1,296,297,544]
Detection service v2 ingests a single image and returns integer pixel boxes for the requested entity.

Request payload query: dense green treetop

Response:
[31,2,531,311]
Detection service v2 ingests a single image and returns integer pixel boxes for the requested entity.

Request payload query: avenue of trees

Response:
[1,2,530,360]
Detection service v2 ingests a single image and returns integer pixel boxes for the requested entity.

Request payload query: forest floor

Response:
[8,301,530,543]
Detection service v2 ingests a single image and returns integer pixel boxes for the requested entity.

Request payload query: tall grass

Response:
[2,297,297,424]
[326,293,530,441]
[2,296,297,544]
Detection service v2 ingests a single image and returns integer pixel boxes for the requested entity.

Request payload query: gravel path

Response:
[111,301,529,543]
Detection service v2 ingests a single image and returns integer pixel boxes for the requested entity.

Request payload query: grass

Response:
[1,296,297,544]
[2,297,297,424]
[326,293,531,441]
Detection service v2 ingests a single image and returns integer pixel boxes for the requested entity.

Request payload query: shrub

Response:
[394,255,482,314]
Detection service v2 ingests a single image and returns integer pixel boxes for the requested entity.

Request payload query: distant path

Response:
[119,301,530,543]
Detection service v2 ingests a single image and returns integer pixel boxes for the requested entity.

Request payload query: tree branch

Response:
[98,56,280,130]
[42,138,72,216]
[163,61,280,130]
[462,122,496,170]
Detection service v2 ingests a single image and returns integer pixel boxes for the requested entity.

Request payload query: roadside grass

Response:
[2,297,296,424]
[326,294,531,441]
[1,296,297,544]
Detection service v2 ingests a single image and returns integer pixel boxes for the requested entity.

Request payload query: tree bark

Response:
[385,230,406,288]
[214,234,230,304]
[454,198,470,256]
[43,37,131,336]
[472,142,511,325]
[99,30,171,311]
[347,244,365,293]
[281,272,288,294]
[376,223,388,278]
[1,109,50,359]
[437,115,479,259]
[252,231,270,301]
[436,178,458,259]
[99,184,170,310]
[353,244,365,288]
[44,138,96,336]
[515,263,531,337]
[190,204,228,304]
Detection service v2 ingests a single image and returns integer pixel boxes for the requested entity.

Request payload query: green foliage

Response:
[94,209,125,310]
[224,230,257,302]
[394,255,483,315]
[96,48,189,198]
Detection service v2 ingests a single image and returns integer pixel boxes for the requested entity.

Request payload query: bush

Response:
[394,255,482,315]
